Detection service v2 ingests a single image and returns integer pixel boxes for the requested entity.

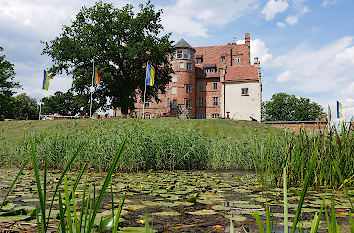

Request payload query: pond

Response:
[0,169,352,232]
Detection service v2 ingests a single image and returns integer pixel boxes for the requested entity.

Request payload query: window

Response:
[221,56,225,62]
[213,82,218,90]
[172,87,178,94]
[177,49,183,59]
[185,84,191,93]
[213,97,219,106]
[198,98,204,106]
[235,58,240,63]
[171,52,176,60]
[212,113,220,119]
[190,50,194,59]
[179,62,184,68]
[204,68,215,74]
[197,114,206,119]
[171,100,177,108]
[242,88,249,96]
[186,100,191,109]
[171,76,178,83]
[198,83,205,91]
[187,63,192,70]
[196,58,202,64]
[144,102,150,108]
[143,115,151,119]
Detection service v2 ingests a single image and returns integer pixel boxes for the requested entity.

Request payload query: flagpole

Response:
[90,61,94,118]
[142,66,147,119]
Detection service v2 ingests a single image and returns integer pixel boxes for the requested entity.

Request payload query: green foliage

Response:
[263,93,324,121]
[0,46,21,119]
[42,1,174,114]
[11,93,38,120]
[41,91,95,116]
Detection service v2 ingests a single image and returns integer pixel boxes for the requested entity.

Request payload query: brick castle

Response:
[132,33,262,121]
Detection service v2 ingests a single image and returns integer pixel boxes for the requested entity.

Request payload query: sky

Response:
[1,0,353,119]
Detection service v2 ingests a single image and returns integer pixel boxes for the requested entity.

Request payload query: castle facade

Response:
[135,33,262,121]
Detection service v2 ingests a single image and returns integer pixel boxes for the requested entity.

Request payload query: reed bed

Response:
[0,118,353,189]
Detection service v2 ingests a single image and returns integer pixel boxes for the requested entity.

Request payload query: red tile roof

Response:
[225,66,259,82]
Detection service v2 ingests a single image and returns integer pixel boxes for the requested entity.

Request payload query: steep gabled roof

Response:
[174,39,193,48]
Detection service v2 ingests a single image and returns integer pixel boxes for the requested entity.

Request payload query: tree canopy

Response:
[11,93,38,120]
[0,46,21,119]
[263,93,324,121]
[41,91,97,116]
[42,1,174,114]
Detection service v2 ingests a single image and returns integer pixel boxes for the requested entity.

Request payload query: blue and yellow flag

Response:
[42,70,50,91]
[337,101,342,119]
[145,62,155,86]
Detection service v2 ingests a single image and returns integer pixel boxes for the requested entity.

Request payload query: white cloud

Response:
[321,0,338,6]
[285,15,299,25]
[276,70,292,82]
[277,22,287,27]
[161,0,258,37]
[270,36,354,118]
[237,39,273,67]
[261,0,289,20]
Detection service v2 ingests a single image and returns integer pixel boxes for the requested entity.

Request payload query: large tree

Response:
[263,93,324,121]
[41,91,97,116]
[42,1,174,114]
[12,93,38,120]
[0,46,21,119]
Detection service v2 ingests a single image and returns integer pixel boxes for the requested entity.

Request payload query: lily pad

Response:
[152,211,181,216]
[187,210,217,215]
[211,205,230,211]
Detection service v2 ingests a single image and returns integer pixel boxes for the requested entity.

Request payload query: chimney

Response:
[245,33,250,46]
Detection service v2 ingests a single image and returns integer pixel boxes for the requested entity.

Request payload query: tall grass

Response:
[0,119,353,189]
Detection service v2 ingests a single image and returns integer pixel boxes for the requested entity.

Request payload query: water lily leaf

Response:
[224,214,247,221]
[152,211,181,216]
[187,210,217,215]
[211,205,230,211]
[0,208,26,216]
[100,215,115,230]
[196,199,214,204]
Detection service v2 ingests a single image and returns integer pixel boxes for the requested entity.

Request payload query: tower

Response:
[170,39,196,118]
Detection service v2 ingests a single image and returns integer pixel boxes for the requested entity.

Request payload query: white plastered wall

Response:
[225,81,261,121]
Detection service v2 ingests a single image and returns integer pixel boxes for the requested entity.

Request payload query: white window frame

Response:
[186,100,192,109]
[179,62,184,68]
[221,56,225,62]
[144,102,150,108]
[143,114,151,119]
[185,84,191,93]
[196,58,202,64]
[197,114,206,119]
[213,97,218,106]
[187,63,192,70]
[171,76,178,83]
[235,58,240,63]
[198,98,204,107]
[172,87,178,95]
[241,88,249,96]
[212,113,220,119]
[213,82,218,90]
[177,49,183,59]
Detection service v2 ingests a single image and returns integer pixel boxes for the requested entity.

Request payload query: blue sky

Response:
[1,0,353,119]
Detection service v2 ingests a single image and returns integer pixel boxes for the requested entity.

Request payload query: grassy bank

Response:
[0,118,353,189]
[0,118,280,170]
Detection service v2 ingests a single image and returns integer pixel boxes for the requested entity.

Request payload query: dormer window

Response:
[196,55,203,64]
[204,68,216,74]
[221,56,225,62]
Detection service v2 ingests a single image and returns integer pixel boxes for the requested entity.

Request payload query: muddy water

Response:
[0,169,352,232]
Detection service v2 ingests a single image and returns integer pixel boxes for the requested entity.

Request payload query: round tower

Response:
[170,39,196,118]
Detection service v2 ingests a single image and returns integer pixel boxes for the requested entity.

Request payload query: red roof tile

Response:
[225,66,259,82]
